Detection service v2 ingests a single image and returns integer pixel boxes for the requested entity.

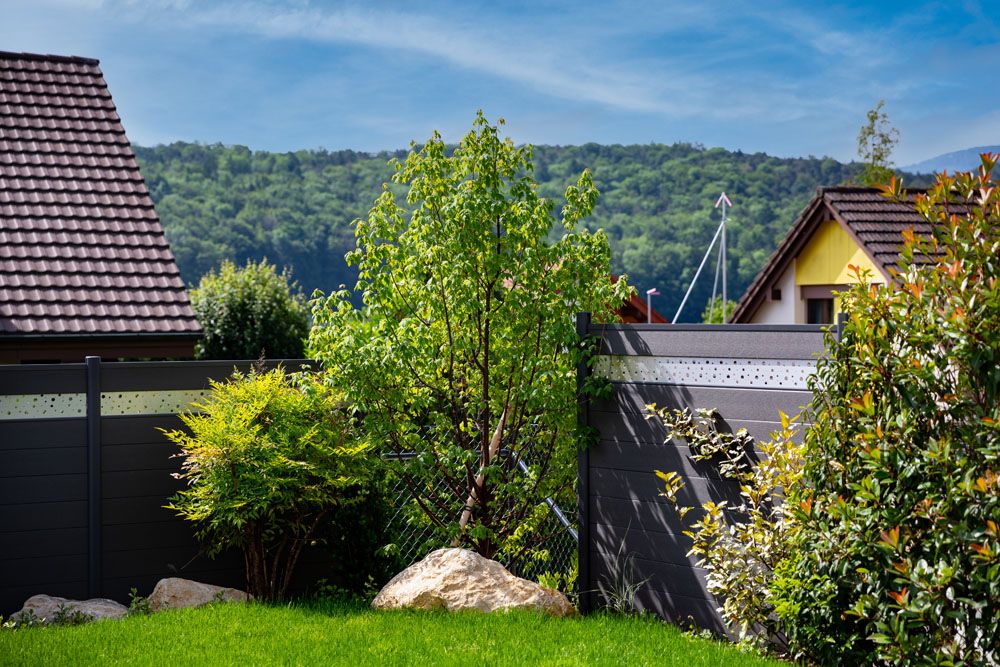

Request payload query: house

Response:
[617,291,667,323]
[730,186,936,325]
[0,51,200,362]
[610,275,667,323]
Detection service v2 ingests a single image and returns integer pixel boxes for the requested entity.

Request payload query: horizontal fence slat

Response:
[0,419,86,450]
[0,474,87,505]
[0,364,86,396]
[590,520,701,570]
[0,500,87,533]
[592,325,826,359]
[590,549,712,602]
[101,359,317,392]
[0,446,86,478]
[102,469,181,500]
[591,494,686,534]
[591,466,742,509]
[103,520,198,553]
[0,554,86,587]
[592,383,813,422]
[103,442,180,473]
[103,496,177,526]
[590,410,805,449]
[590,439,737,480]
[102,415,184,445]
[0,527,86,560]
[101,546,242,581]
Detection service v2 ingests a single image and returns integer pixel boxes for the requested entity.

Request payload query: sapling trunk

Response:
[453,406,508,550]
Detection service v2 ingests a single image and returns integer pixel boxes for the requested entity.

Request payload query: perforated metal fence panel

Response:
[579,322,827,632]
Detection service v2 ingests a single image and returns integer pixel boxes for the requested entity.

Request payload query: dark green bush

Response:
[190,259,309,359]
[774,159,1000,664]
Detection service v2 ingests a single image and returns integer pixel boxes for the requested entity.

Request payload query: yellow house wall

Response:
[796,219,885,286]
[794,218,885,321]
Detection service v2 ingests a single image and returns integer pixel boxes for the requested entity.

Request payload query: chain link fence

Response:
[382,452,578,589]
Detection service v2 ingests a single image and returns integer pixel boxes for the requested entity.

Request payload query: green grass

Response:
[0,598,783,666]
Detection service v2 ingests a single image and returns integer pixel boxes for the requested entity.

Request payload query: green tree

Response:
[856,100,900,186]
[774,159,1000,664]
[700,295,739,323]
[164,367,373,601]
[308,113,631,559]
[190,259,309,359]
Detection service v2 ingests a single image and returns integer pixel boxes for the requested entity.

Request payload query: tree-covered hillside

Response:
[136,142,872,321]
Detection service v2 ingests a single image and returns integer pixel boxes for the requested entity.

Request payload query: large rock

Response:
[10,595,127,624]
[372,547,576,616]
[147,577,247,611]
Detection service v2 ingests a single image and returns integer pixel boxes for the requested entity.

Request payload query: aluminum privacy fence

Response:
[578,320,827,628]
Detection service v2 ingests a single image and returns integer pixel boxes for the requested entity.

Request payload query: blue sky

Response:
[3,0,997,164]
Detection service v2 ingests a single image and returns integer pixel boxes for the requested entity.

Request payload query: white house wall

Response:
[749,261,799,324]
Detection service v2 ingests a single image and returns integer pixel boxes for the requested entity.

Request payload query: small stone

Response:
[146,577,247,611]
[10,594,127,624]
[372,547,576,617]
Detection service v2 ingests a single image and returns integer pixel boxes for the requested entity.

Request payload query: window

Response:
[806,298,834,324]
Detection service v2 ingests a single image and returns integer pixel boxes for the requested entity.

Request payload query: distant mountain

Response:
[136,142,873,322]
[900,145,1000,174]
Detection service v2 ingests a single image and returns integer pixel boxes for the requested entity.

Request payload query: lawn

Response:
[0,598,783,666]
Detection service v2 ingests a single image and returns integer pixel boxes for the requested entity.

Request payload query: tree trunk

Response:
[453,405,508,551]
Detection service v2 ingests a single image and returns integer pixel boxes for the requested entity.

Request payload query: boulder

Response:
[147,577,247,611]
[372,547,576,617]
[10,594,127,624]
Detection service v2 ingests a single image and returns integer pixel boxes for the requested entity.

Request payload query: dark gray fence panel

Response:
[0,358,323,617]
[0,415,89,614]
[583,323,823,634]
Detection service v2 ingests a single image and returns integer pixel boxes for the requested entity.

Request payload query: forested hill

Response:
[135,141,870,321]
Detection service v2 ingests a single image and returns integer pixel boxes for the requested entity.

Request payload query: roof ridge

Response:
[0,50,100,66]
[818,184,929,194]
[818,185,882,193]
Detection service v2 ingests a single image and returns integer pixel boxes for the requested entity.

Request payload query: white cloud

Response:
[11,0,980,160]
[180,2,678,114]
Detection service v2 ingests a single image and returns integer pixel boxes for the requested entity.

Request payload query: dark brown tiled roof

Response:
[823,187,943,275]
[0,51,200,336]
[731,186,954,323]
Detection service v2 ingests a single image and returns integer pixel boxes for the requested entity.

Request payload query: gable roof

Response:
[730,186,940,323]
[619,291,668,324]
[609,275,667,323]
[0,51,200,337]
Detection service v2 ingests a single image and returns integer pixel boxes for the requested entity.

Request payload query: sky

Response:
[3,0,997,164]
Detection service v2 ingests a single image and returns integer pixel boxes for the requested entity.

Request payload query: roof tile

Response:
[732,185,965,323]
[0,51,200,338]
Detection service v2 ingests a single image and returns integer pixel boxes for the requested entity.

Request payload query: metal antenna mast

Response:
[672,192,733,323]
[716,192,732,323]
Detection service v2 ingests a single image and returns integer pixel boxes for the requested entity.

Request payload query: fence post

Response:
[85,356,102,598]
[835,311,848,343]
[575,312,593,614]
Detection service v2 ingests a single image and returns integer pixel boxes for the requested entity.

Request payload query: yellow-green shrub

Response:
[164,367,373,601]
